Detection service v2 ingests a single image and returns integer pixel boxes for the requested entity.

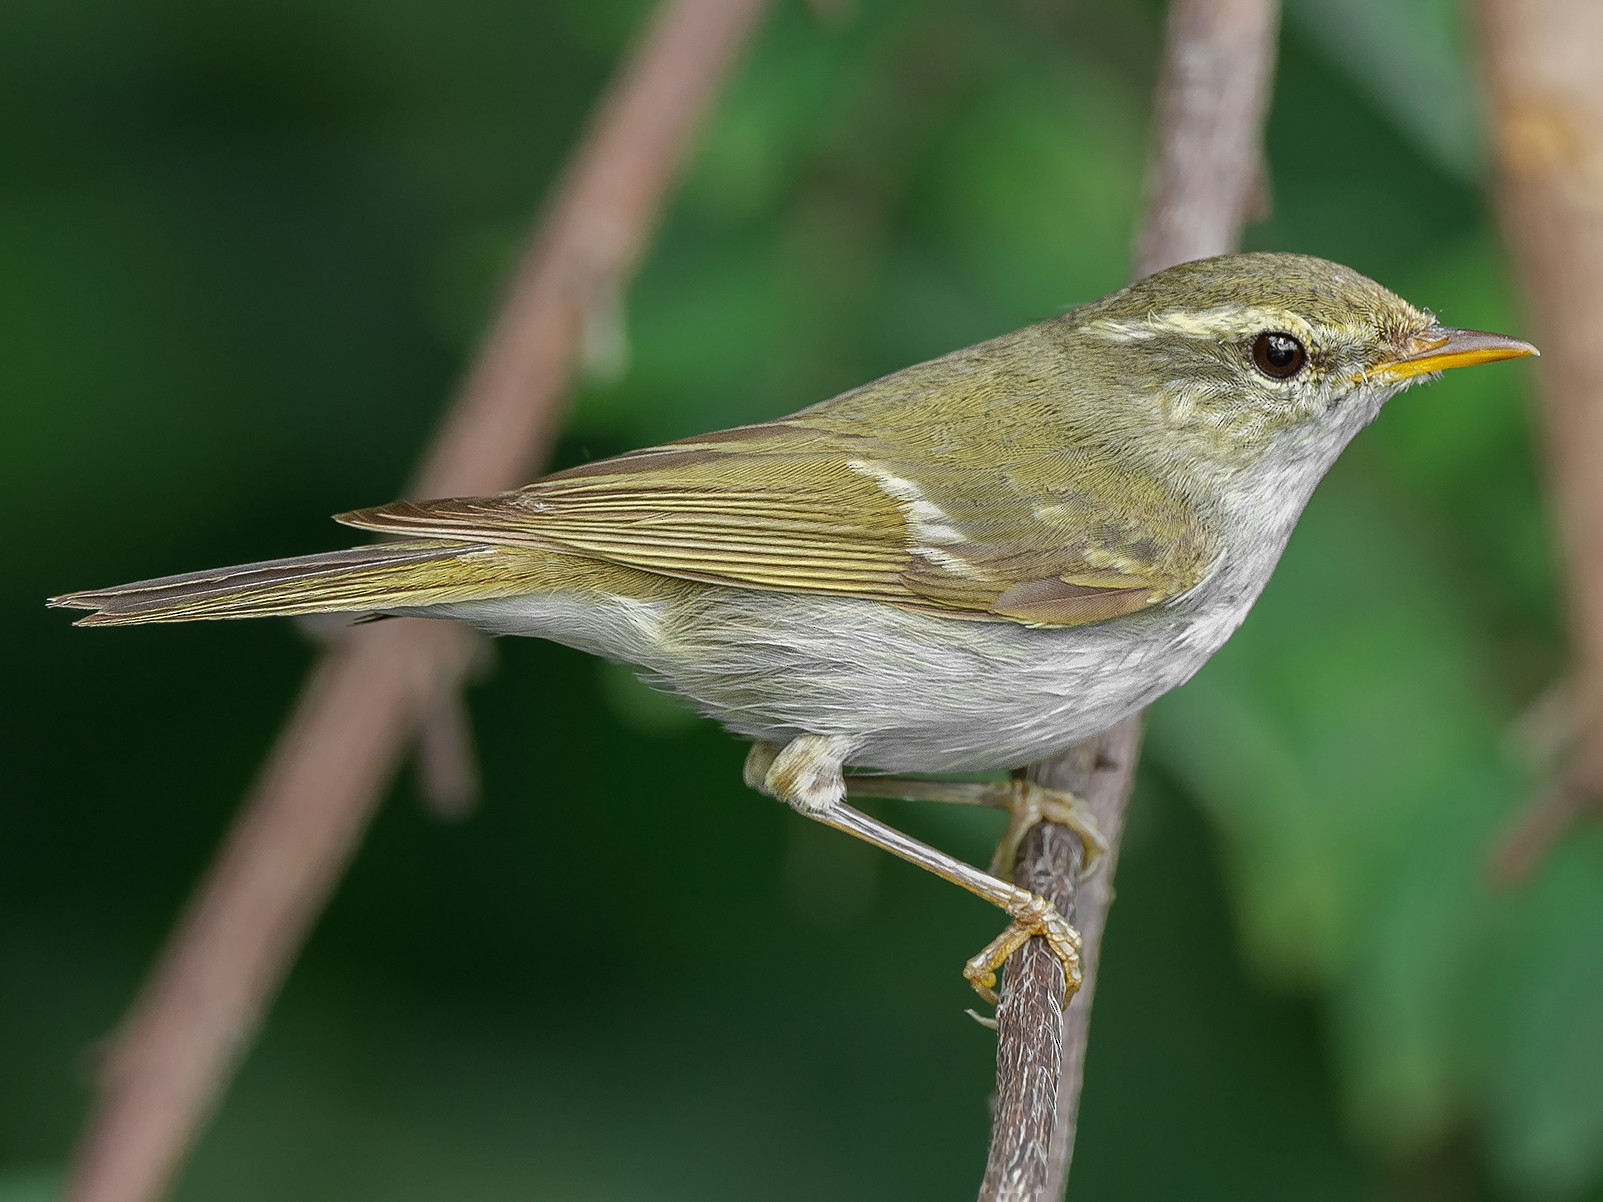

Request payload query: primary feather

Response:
[49,540,542,627]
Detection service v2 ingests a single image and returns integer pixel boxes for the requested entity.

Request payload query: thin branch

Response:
[978,724,1142,1198]
[1491,775,1599,884]
[978,2,1280,1198]
[1478,0,1603,878]
[65,3,768,1200]
[1132,0,1282,282]
[414,672,484,820]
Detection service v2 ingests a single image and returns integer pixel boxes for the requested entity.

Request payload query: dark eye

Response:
[1250,331,1308,380]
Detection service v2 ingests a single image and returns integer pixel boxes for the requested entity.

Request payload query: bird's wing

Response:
[337,419,1217,628]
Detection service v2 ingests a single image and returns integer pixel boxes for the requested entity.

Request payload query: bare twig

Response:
[1132,0,1281,282]
[414,674,484,819]
[1478,0,1603,878]
[65,3,768,1200]
[977,3,1280,1198]
[1491,775,1598,884]
[979,723,1143,1198]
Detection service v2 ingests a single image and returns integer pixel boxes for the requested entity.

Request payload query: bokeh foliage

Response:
[4,0,1600,1199]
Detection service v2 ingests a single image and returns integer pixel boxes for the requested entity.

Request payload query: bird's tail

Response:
[49,539,542,627]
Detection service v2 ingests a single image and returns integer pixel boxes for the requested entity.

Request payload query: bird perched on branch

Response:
[52,252,1536,1002]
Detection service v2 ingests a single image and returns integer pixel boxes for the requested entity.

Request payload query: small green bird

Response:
[51,252,1536,1001]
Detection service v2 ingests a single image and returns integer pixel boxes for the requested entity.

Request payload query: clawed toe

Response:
[988,780,1107,880]
[963,889,1084,1005]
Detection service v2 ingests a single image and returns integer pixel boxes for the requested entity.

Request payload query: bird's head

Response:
[1066,252,1536,479]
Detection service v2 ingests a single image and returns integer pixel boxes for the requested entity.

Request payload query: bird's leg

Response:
[842,774,1108,880]
[744,739,1084,1004]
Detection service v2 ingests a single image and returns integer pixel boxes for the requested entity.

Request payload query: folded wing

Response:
[338,419,1217,627]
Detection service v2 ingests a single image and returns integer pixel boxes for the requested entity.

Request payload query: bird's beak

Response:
[1371,325,1539,383]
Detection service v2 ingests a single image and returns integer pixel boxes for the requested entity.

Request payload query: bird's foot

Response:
[747,739,1087,1005]
[964,886,1084,1005]
[988,778,1108,880]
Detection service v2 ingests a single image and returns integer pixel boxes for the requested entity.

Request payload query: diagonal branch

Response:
[977,2,1280,1198]
[64,3,769,1200]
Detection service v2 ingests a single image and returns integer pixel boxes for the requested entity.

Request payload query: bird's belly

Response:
[444,586,1248,774]
[682,595,1230,774]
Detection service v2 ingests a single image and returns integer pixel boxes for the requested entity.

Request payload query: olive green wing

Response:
[336,420,1217,627]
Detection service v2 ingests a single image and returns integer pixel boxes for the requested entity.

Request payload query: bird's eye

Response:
[1250,331,1308,380]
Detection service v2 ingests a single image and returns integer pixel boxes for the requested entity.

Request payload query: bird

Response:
[51,252,1538,1002]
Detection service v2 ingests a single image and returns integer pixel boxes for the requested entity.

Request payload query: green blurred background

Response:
[5,0,1601,1198]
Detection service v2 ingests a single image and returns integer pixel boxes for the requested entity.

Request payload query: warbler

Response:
[51,252,1536,1001]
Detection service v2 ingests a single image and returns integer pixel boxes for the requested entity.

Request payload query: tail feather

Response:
[49,539,534,627]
